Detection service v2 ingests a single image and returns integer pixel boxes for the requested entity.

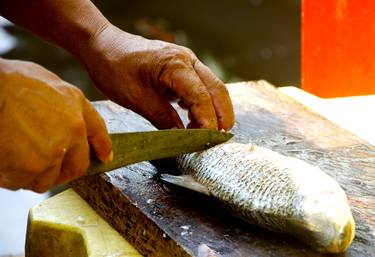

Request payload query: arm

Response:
[0,0,234,130]
[0,0,109,60]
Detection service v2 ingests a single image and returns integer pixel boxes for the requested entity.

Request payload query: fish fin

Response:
[160,174,210,195]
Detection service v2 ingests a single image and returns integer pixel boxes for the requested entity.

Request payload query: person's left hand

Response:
[81,24,234,130]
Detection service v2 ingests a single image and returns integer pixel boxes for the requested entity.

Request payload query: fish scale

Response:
[166,142,355,253]
[178,144,299,233]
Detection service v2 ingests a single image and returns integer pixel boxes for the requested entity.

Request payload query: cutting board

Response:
[72,81,375,257]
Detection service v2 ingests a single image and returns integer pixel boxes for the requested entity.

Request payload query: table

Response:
[26,83,375,257]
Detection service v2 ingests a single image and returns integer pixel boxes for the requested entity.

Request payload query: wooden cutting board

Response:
[72,81,375,257]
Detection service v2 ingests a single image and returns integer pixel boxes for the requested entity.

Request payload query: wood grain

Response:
[72,81,375,257]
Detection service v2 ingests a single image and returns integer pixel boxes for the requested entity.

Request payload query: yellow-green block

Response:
[26,188,142,257]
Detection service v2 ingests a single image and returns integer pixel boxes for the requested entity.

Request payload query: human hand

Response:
[0,58,112,192]
[82,25,235,130]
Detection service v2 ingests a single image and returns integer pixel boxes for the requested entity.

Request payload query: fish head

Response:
[298,198,355,253]
[289,167,355,253]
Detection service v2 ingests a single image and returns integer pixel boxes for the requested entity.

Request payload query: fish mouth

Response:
[326,216,355,253]
[313,215,355,254]
[286,212,355,253]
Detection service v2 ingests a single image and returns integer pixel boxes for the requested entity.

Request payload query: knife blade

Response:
[86,129,233,176]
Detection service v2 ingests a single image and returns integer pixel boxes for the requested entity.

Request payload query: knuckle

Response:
[49,141,68,159]
[161,47,192,68]
[157,49,195,86]
[70,119,86,137]
[62,83,85,99]
[180,46,196,58]
[73,89,85,103]
[211,77,226,89]
[195,87,212,101]
[164,44,195,56]
[166,56,189,71]
[69,84,84,95]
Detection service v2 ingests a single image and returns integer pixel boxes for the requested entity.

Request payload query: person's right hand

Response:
[0,58,112,193]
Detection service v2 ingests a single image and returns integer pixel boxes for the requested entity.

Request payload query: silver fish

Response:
[161,142,355,253]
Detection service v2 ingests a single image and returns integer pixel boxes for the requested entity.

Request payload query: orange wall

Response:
[302,0,375,97]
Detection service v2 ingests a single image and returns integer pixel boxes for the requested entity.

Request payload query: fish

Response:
[161,142,355,254]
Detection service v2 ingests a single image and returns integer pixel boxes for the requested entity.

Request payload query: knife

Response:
[86,129,233,176]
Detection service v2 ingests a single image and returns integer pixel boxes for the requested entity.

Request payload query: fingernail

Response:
[107,150,114,163]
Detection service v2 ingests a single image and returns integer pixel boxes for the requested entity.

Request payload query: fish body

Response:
[162,142,355,253]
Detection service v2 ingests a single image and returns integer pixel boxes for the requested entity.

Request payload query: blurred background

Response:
[0,0,300,100]
[0,0,300,255]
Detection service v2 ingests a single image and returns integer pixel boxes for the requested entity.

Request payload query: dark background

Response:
[0,0,301,100]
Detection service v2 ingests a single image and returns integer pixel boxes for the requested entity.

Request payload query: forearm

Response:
[0,1,235,131]
[0,0,111,60]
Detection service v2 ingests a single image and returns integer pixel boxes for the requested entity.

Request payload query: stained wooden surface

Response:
[72,81,375,257]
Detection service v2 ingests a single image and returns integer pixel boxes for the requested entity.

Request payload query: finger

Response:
[0,170,31,191]
[132,87,184,129]
[56,141,90,185]
[162,88,179,102]
[177,100,189,110]
[187,110,199,128]
[161,65,218,129]
[25,163,62,193]
[194,60,235,130]
[82,99,113,163]
[1,152,51,191]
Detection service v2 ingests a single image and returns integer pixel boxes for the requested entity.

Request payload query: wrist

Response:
[78,24,135,64]
[78,24,139,78]
[65,19,112,62]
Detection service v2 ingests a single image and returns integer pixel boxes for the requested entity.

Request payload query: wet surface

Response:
[73,82,375,257]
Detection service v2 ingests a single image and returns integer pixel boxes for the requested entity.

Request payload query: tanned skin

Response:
[0,0,234,192]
